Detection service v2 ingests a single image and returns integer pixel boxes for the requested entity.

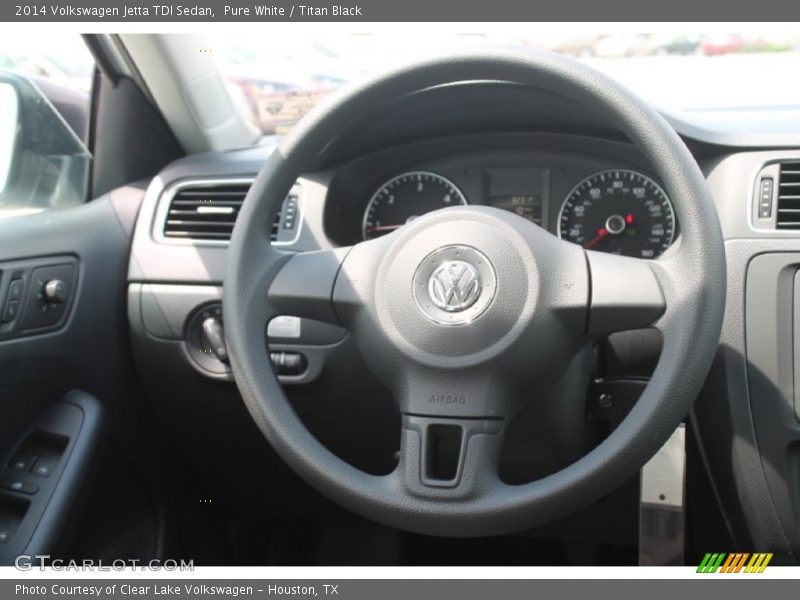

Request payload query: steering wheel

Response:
[223,48,725,537]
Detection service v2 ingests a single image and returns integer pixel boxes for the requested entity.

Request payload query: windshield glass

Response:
[213,28,800,135]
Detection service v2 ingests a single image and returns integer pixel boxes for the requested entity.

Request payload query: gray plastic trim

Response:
[705,150,800,241]
[129,282,346,385]
[152,177,304,247]
[129,168,332,285]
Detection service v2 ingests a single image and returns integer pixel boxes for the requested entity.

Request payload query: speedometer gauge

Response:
[362,171,467,240]
[558,169,675,259]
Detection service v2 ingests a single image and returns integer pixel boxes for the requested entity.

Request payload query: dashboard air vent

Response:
[776,162,800,230]
[161,180,301,244]
[163,182,249,241]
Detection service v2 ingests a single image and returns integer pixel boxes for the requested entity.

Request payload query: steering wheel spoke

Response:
[585,249,666,335]
[394,414,505,499]
[267,247,352,324]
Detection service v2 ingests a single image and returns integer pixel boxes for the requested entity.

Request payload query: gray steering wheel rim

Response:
[223,47,725,537]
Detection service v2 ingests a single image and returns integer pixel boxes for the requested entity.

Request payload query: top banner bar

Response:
[2,0,800,22]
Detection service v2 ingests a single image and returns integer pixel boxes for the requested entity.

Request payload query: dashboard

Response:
[124,89,800,557]
[128,131,689,383]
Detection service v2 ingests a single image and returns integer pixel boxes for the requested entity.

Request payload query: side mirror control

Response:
[0,257,77,339]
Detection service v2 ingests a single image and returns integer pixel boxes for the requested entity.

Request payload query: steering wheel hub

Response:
[413,245,496,325]
[365,206,548,367]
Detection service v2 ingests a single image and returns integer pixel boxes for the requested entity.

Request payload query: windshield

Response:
[213,29,800,135]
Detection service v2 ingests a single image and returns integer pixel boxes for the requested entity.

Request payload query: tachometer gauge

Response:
[558,169,675,258]
[362,171,467,240]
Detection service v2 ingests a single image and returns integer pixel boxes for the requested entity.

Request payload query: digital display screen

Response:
[489,194,542,223]
[486,168,549,226]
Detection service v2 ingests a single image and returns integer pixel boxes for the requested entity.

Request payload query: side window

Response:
[0,35,94,217]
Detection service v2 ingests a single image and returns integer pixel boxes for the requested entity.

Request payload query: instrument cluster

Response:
[325,143,677,258]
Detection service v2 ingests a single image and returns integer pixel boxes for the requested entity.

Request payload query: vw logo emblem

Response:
[428,261,482,312]
[412,245,497,326]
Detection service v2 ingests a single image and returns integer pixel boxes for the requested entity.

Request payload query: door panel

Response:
[0,183,147,562]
